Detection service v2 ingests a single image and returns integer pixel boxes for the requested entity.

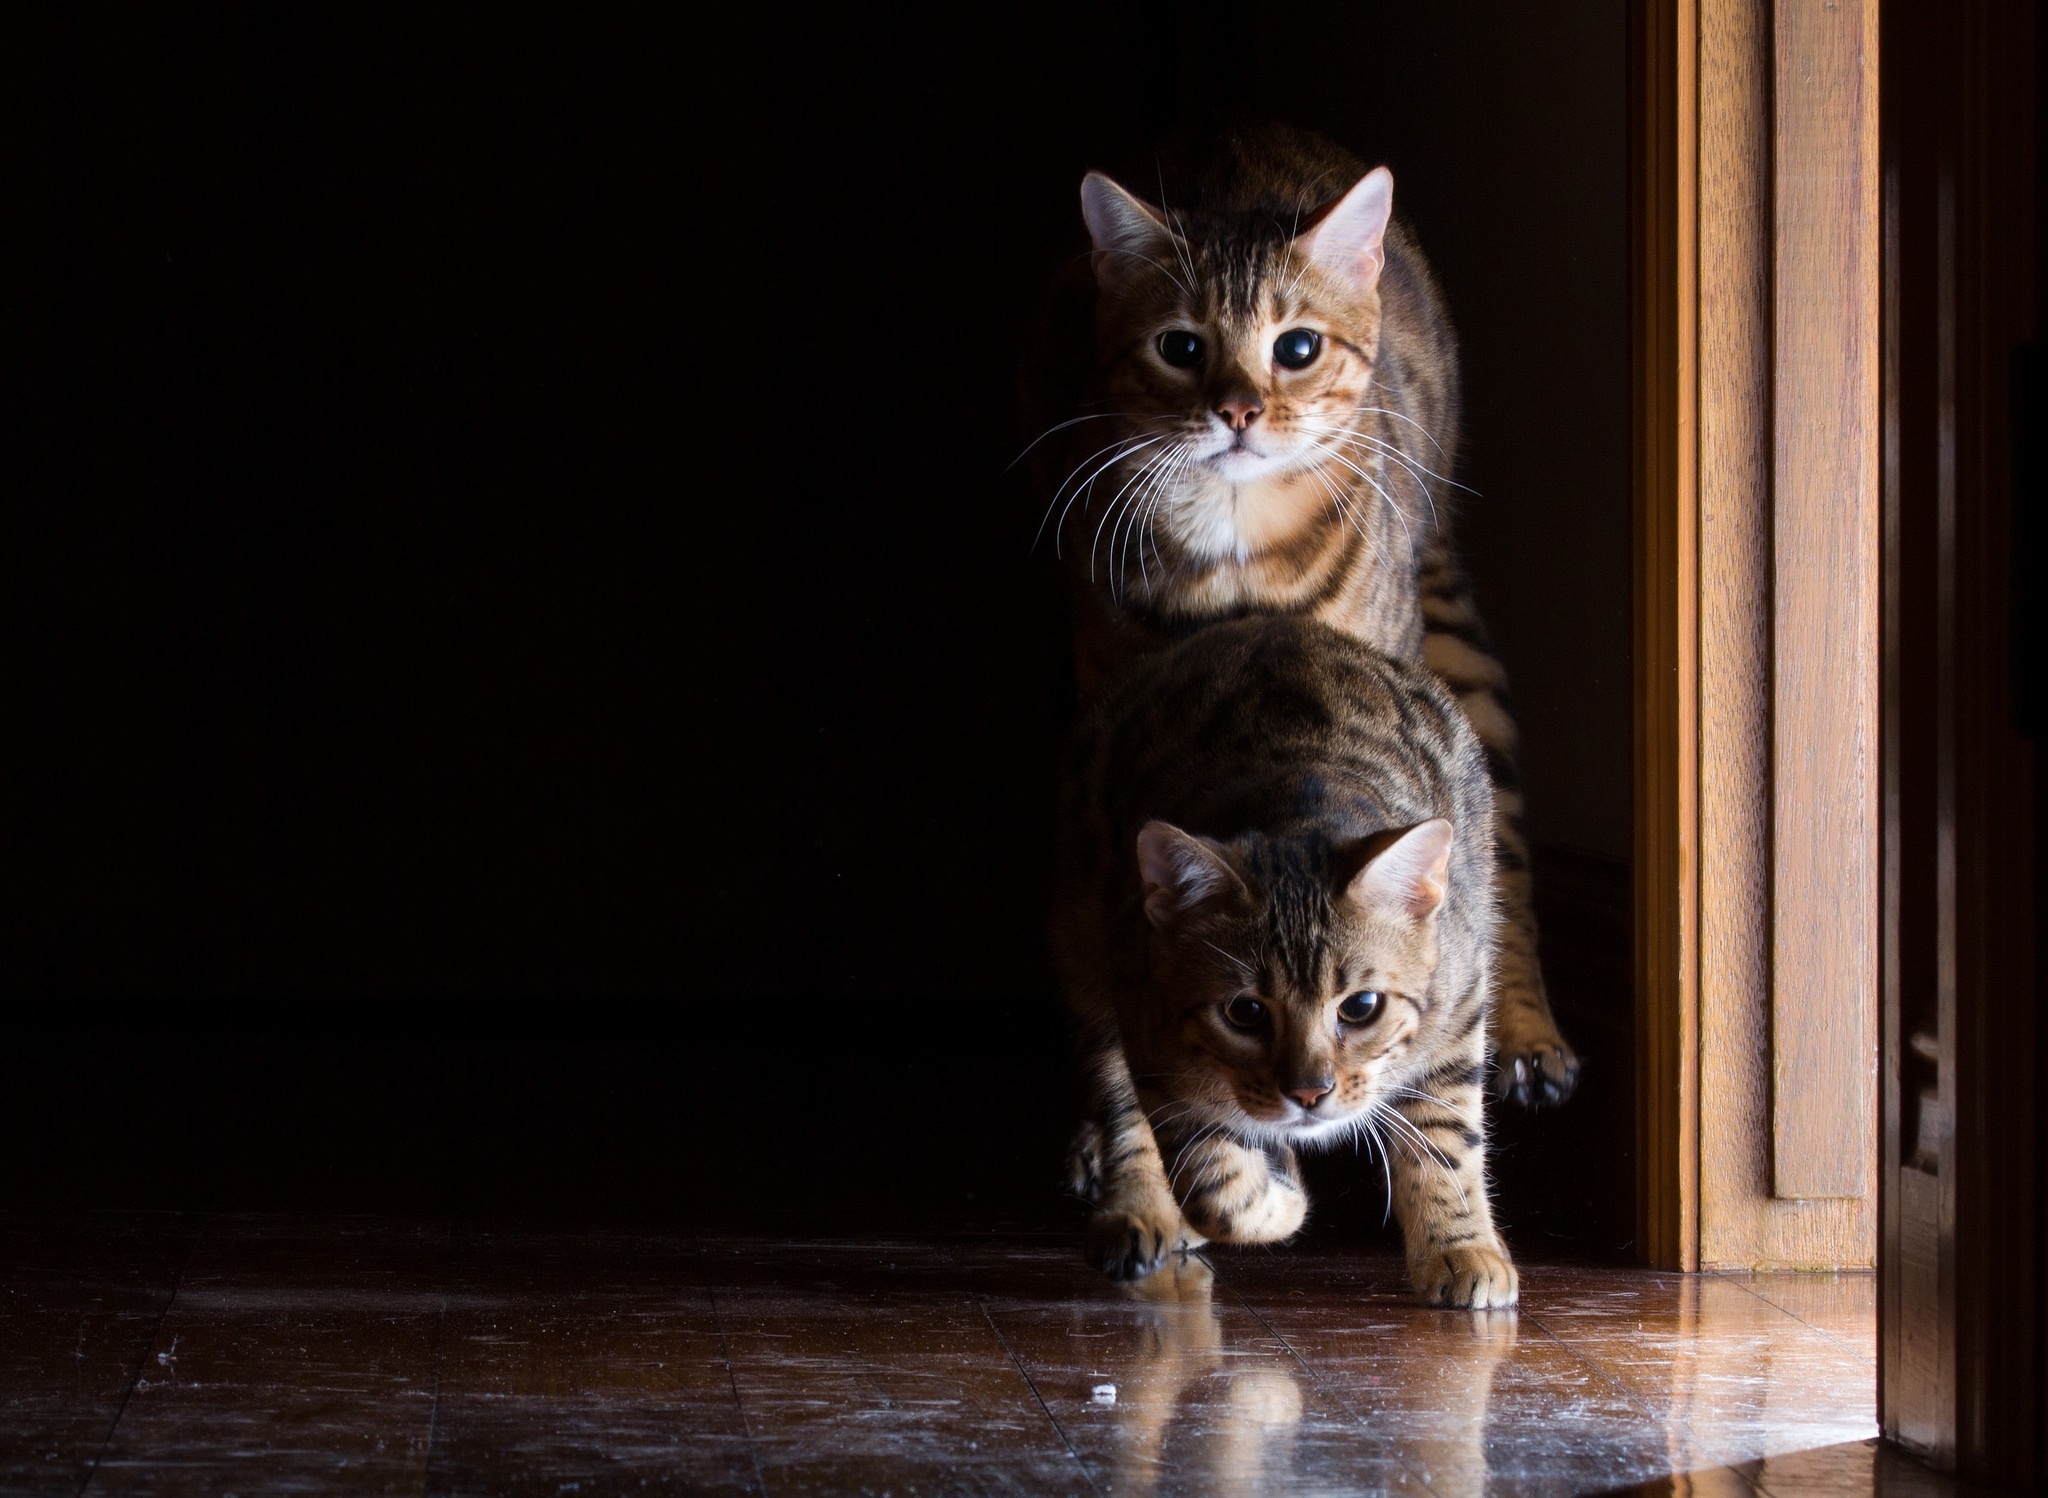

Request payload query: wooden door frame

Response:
[1632,0,2044,1478]
[1632,0,1880,1278]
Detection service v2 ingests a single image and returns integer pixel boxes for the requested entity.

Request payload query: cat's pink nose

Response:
[1288,1080,1334,1110]
[1214,396,1263,431]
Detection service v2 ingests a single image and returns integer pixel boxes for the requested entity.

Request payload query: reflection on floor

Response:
[0,1213,1936,1496]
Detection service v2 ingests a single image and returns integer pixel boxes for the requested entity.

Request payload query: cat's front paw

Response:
[1085,1206,1189,1282]
[1174,1140,1308,1245]
[1411,1240,1519,1308]
[1494,1039,1579,1110]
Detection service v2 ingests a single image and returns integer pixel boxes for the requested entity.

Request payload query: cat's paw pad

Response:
[1494,1042,1579,1109]
[1412,1241,1519,1308]
[1066,1121,1105,1203]
[1085,1208,1181,1282]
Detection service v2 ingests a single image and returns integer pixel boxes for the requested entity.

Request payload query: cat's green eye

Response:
[1223,995,1268,1031]
[1157,330,1205,368]
[1337,990,1384,1026]
[1274,328,1322,369]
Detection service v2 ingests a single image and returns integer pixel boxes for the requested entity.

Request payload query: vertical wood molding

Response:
[1633,0,1702,1273]
[1639,0,1878,1270]
[1768,0,1882,1202]
[1693,0,1877,1269]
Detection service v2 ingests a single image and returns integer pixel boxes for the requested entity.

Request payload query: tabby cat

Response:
[1029,124,1574,1107]
[1057,615,1515,1308]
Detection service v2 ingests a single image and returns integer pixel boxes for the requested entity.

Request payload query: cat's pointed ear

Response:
[1081,172,1172,278]
[1344,818,1454,921]
[1136,821,1247,929]
[1295,166,1394,297]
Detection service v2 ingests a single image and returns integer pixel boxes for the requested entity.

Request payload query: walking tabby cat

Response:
[1057,617,1515,1307]
[1028,123,1575,1108]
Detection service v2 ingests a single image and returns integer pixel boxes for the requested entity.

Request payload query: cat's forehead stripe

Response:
[1180,215,1295,320]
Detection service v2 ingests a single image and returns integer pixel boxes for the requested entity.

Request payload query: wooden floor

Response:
[0,1212,1945,1496]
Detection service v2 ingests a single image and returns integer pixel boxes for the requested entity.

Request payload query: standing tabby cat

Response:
[1058,615,1515,1307]
[1029,124,1574,1107]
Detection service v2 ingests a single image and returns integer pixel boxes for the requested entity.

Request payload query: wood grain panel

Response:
[1693,0,1876,1268]
[1768,0,1883,1202]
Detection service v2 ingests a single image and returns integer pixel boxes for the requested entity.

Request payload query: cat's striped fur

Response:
[1056,616,1515,1307]
[1029,124,1574,1107]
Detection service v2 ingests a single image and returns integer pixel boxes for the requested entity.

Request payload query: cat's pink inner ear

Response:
[1136,821,1243,929]
[1296,166,1394,296]
[1081,172,1171,266]
[1347,817,1453,921]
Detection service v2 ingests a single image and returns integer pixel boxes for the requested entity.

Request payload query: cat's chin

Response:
[1283,1113,1368,1149]
[1231,1109,1366,1150]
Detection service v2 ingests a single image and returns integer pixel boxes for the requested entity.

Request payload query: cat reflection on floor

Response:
[1095,1254,1302,1494]
[1086,1251,1518,1496]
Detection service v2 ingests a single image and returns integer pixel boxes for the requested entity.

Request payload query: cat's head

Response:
[1129,817,1459,1148]
[1073,168,1395,564]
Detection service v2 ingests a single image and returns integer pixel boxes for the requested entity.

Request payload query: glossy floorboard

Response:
[0,1213,1937,1496]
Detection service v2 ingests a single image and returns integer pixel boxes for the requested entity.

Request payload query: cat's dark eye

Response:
[1273,328,1322,369]
[1337,990,1384,1026]
[1223,995,1268,1031]
[1157,330,1205,368]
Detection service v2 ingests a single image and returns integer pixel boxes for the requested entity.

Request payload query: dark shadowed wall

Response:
[3,2,1630,1241]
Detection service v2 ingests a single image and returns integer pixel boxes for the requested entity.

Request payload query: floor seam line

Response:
[968,1290,1106,1498]
[76,1211,206,1498]
[694,1233,770,1498]
[1709,1271,1879,1370]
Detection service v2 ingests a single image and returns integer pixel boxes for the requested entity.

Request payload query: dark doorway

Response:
[3,4,1633,1254]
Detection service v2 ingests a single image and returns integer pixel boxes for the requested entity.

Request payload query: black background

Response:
[4,3,1633,1249]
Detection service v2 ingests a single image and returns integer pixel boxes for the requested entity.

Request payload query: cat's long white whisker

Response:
[1298,421,1453,519]
[1376,1134,1395,1227]
[1097,247,1189,296]
[1115,441,1183,596]
[1301,423,1457,527]
[1165,1119,1229,1193]
[1051,434,1174,562]
[1040,431,1161,551]
[1152,170,1201,294]
[1093,443,1175,591]
[1312,416,1467,490]
[1343,403,1452,459]
[1375,1102,1471,1214]
[1145,1100,1206,1139]
[1195,937,1254,979]
[1359,1113,1396,1225]
[1048,432,1165,519]
[1305,455,1391,573]
[1009,412,1156,476]
[1340,427,1473,501]
[1310,442,1418,553]
[1130,443,1193,592]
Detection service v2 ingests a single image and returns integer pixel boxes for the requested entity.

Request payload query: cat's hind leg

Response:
[1489,853,1580,1109]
